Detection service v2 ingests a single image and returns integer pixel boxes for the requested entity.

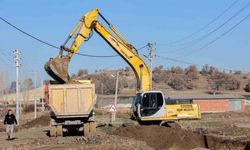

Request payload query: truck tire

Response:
[89,122,96,135]
[56,125,63,137]
[50,126,56,137]
[83,123,90,136]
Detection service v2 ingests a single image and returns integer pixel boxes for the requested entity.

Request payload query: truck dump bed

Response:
[49,83,95,118]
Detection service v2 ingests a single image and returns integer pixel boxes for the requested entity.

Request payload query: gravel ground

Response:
[1,111,250,150]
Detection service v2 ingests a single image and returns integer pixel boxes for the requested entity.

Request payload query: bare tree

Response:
[0,70,8,95]
[210,72,240,94]
[77,69,88,77]
[22,78,34,107]
[168,75,186,90]
[185,65,199,80]
[244,82,250,92]
[170,66,184,74]
[9,81,16,93]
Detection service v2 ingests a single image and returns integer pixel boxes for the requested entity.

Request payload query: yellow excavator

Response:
[45,8,201,125]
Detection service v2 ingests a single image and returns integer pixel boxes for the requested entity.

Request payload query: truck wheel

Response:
[56,125,63,137]
[83,123,90,137]
[89,122,96,135]
[50,126,56,137]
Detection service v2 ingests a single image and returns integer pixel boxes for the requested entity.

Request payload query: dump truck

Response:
[45,81,96,137]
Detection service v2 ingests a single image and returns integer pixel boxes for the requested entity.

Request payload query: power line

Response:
[0,17,120,58]
[0,55,12,67]
[75,52,118,58]
[137,44,149,51]
[0,17,59,50]
[0,52,13,67]
[158,0,240,46]
[74,44,149,57]
[167,1,250,53]
[156,54,203,67]
[175,13,250,58]
[155,54,247,73]
[0,16,149,58]
[1,51,13,63]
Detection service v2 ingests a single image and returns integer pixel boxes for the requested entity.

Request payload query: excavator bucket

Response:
[44,55,70,83]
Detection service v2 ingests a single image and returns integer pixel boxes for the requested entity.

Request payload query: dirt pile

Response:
[21,115,50,129]
[113,124,205,150]
[0,114,50,132]
[112,124,248,150]
[204,136,247,150]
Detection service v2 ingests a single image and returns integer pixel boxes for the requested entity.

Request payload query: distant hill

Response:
[71,65,250,95]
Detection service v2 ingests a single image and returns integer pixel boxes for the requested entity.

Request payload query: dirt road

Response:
[0,126,152,150]
[0,111,250,150]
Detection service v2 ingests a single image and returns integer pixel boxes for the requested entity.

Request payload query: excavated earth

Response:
[112,124,205,150]
[0,113,249,150]
[110,124,248,150]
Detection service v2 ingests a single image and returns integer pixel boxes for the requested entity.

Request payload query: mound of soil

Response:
[113,124,206,150]
[0,115,50,132]
[112,124,248,150]
[13,114,50,132]
[207,135,249,150]
[21,115,50,129]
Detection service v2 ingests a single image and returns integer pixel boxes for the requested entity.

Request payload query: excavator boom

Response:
[45,8,151,92]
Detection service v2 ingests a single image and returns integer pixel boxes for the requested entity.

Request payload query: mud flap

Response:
[50,126,63,137]
[89,122,96,135]
[56,125,63,137]
[83,122,96,137]
[83,123,90,136]
[50,126,57,137]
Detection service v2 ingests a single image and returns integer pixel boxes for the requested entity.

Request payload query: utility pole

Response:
[14,49,20,124]
[113,71,119,121]
[110,72,119,122]
[32,71,38,118]
[148,42,155,90]
[34,98,37,119]
[101,83,105,121]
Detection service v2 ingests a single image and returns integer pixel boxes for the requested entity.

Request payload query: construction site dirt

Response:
[1,110,250,150]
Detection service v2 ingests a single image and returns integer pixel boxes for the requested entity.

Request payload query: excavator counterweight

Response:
[44,55,70,83]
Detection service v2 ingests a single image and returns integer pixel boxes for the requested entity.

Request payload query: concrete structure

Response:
[2,87,244,114]
[0,87,44,103]
[97,94,246,113]
[170,94,246,113]
[96,95,133,108]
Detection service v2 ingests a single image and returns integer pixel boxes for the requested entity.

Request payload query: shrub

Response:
[168,75,186,90]
[244,82,250,92]
[22,104,35,113]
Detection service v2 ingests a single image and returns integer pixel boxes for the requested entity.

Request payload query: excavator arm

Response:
[45,8,151,92]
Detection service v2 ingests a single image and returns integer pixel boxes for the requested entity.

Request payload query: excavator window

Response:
[140,92,164,117]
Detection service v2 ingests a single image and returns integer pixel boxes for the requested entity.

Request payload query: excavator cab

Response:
[140,92,164,117]
[131,91,165,121]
